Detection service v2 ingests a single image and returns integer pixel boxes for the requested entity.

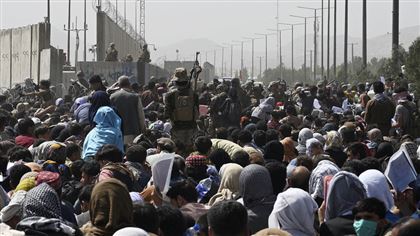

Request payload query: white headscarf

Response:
[359,169,394,211]
[268,188,318,236]
[113,227,148,236]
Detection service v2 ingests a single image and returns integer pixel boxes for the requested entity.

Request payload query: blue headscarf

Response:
[88,91,111,125]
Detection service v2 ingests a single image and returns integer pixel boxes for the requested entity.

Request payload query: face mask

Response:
[353,219,377,236]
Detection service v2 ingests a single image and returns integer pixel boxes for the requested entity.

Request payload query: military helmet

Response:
[172,68,189,82]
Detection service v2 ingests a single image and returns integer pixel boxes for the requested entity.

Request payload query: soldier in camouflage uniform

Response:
[164,68,199,155]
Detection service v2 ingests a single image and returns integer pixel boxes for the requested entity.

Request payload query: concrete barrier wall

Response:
[77,61,169,87]
[0,29,12,88]
[19,25,32,83]
[78,61,138,85]
[0,23,51,88]
[96,12,142,61]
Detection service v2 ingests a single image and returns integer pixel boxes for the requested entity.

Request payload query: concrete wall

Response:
[0,23,51,88]
[0,29,12,88]
[78,61,138,85]
[77,61,169,87]
[40,47,65,97]
[96,12,142,62]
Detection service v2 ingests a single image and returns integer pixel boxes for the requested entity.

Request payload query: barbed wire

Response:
[92,0,145,45]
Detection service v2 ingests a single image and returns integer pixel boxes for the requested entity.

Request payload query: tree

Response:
[405,37,420,82]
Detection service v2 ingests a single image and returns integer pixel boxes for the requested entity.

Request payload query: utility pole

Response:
[333,0,337,79]
[213,50,217,75]
[223,43,238,77]
[258,56,263,79]
[47,0,50,23]
[255,33,276,73]
[362,0,367,68]
[83,0,87,61]
[67,0,71,65]
[276,0,280,67]
[392,0,399,71]
[299,6,332,81]
[124,0,127,30]
[64,17,87,66]
[115,0,118,23]
[327,0,331,79]
[278,22,305,80]
[321,0,324,78]
[221,46,225,77]
[233,40,246,79]
[348,43,357,73]
[290,15,318,82]
[309,50,313,81]
[268,28,291,79]
[344,0,348,83]
[243,37,262,79]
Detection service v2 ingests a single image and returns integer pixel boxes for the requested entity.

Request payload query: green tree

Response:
[405,37,420,82]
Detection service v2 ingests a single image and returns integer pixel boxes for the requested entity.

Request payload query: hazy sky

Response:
[1,0,419,63]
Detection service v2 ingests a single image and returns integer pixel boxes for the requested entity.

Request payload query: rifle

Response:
[190,52,202,93]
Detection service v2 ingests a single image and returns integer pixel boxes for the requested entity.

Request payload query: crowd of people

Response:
[0,68,419,236]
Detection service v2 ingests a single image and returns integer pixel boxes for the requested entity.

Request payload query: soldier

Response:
[104,42,118,61]
[164,68,199,155]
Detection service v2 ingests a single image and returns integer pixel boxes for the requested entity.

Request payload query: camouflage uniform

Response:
[164,68,199,155]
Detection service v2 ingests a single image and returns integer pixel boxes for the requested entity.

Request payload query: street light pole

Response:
[278,22,305,81]
[290,15,319,83]
[233,40,246,79]
[334,0,337,79]
[267,28,291,79]
[255,33,276,73]
[299,6,332,81]
[327,0,330,79]
[83,0,87,62]
[362,0,367,68]
[344,0,348,83]
[243,37,262,79]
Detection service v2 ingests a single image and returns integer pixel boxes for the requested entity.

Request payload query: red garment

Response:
[15,135,35,148]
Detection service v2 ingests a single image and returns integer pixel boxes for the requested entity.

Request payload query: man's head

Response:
[117,76,131,89]
[125,145,147,164]
[166,180,198,208]
[80,160,100,186]
[347,142,367,160]
[157,138,176,153]
[207,201,248,236]
[372,81,385,94]
[287,166,311,192]
[76,71,85,79]
[39,80,50,90]
[94,144,123,167]
[89,75,104,91]
[352,198,388,236]
[194,136,213,155]
[17,118,35,136]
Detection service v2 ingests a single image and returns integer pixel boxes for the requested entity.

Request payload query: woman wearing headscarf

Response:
[309,160,339,205]
[238,164,276,234]
[81,178,133,236]
[82,106,123,160]
[16,183,81,235]
[268,188,318,236]
[208,163,243,206]
[281,137,297,164]
[319,171,367,236]
[251,97,275,122]
[73,96,91,124]
[296,128,313,155]
[359,169,398,223]
[88,91,111,125]
[324,131,347,168]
